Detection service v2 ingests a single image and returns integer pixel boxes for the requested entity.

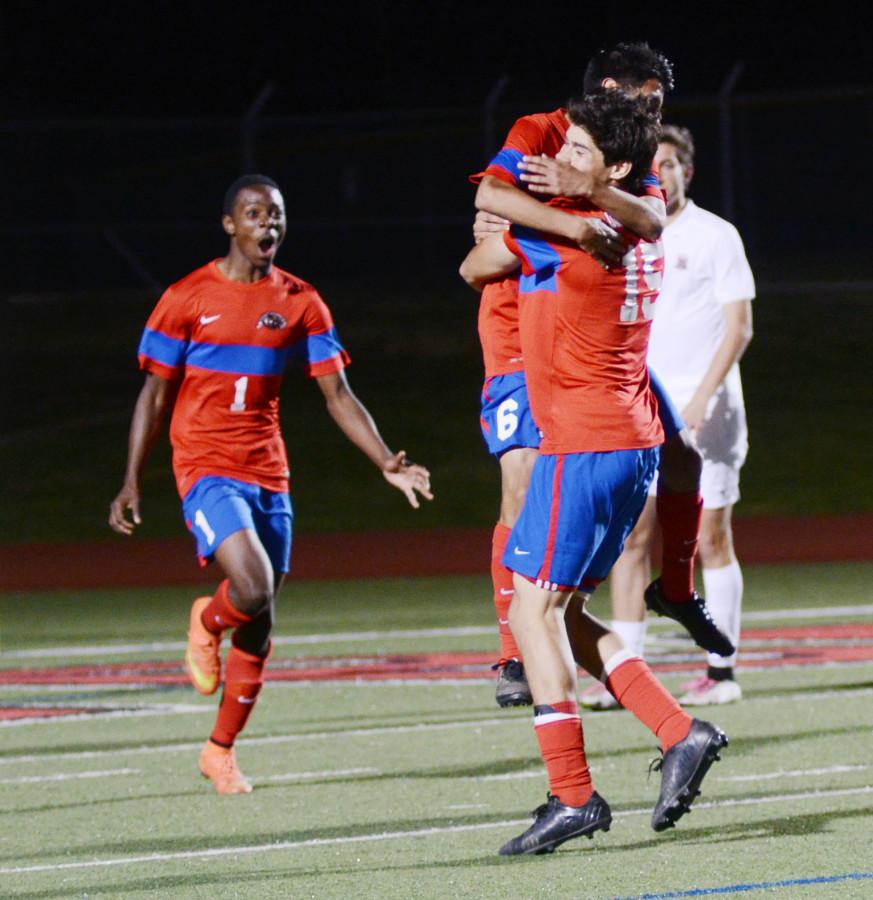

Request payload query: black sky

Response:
[3,1,868,119]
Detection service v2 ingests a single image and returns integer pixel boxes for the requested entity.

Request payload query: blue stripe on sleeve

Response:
[487,148,524,184]
[642,171,661,188]
[139,328,187,368]
[304,328,346,365]
[514,227,560,294]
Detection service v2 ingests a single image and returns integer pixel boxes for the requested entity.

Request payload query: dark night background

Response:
[2,1,871,543]
[1,3,869,117]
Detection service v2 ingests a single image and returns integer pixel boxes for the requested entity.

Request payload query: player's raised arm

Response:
[109,373,176,534]
[475,174,623,265]
[517,156,665,241]
[315,370,433,508]
[459,232,521,292]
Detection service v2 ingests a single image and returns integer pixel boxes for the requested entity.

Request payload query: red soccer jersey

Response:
[138,260,350,497]
[503,207,665,454]
[472,108,664,378]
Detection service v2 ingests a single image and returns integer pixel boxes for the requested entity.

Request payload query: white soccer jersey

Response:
[648,200,755,410]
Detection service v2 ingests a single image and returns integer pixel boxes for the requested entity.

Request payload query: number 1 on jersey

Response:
[230,376,248,412]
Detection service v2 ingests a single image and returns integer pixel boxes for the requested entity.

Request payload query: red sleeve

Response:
[469,115,548,185]
[137,286,191,381]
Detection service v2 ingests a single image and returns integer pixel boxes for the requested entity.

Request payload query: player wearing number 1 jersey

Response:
[109,175,432,794]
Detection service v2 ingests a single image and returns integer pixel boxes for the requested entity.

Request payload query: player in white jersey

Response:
[586,124,755,708]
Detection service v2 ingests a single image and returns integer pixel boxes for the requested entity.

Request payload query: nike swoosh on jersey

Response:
[200,314,222,325]
[513,547,531,556]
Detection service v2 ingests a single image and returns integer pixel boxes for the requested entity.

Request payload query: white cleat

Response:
[579,681,619,710]
[679,676,742,706]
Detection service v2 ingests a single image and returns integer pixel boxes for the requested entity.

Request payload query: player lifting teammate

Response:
[461,90,727,856]
[470,43,733,708]
[109,175,432,794]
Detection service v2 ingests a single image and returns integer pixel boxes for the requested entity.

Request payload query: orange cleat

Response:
[199,741,253,795]
[184,596,221,695]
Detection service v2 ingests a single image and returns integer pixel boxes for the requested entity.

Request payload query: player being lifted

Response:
[470,43,732,708]
[109,175,432,794]
[460,90,727,856]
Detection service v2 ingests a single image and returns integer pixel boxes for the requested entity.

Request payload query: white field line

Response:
[4,682,873,765]
[2,785,872,878]
[0,717,520,765]
[257,768,379,783]
[6,604,873,661]
[719,764,870,783]
[0,768,141,785]
[2,681,873,733]
[0,704,207,728]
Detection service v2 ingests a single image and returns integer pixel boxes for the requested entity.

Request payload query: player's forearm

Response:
[475,177,585,243]
[325,387,395,470]
[588,186,664,241]
[122,380,170,486]
[690,306,754,406]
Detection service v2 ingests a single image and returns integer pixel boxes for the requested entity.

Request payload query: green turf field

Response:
[2,278,873,544]
[2,563,873,898]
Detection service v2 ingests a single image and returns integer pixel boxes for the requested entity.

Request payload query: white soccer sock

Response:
[610,619,648,659]
[703,560,743,670]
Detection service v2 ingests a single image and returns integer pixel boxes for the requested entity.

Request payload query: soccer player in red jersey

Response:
[109,175,432,794]
[470,43,732,709]
[461,92,727,855]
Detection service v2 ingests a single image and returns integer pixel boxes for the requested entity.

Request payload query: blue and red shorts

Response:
[480,371,542,457]
[181,475,293,573]
[503,447,659,592]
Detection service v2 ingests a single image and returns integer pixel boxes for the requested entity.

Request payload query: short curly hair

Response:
[583,42,675,95]
[566,91,660,194]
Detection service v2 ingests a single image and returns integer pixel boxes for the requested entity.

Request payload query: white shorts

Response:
[651,384,747,510]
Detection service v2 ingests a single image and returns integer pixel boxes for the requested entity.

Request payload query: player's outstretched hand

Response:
[473,210,510,245]
[382,451,433,509]
[518,154,594,198]
[109,484,142,535]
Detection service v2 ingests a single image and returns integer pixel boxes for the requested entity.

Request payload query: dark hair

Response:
[222,174,281,215]
[658,123,695,169]
[566,91,660,193]
[583,42,675,95]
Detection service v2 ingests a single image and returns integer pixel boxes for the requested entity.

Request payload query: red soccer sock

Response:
[604,651,692,752]
[492,523,522,664]
[656,489,703,603]
[209,643,269,748]
[200,579,253,636]
[534,700,592,807]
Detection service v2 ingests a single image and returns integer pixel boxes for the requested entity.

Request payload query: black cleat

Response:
[495,659,533,708]
[651,718,728,832]
[644,579,735,657]
[499,792,612,856]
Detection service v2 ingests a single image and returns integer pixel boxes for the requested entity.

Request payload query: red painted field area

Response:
[2,515,873,592]
[3,623,872,722]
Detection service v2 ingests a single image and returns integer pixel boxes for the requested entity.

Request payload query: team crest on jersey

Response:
[258,312,287,330]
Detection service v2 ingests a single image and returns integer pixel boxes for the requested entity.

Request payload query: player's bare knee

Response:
[229,578,274,618]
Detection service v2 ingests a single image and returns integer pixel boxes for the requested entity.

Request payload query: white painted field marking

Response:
[256,767,379,783]
[2,626,493,660]
[0,768,141,785]
[0,704,207,728]
[7,604,873,661]
[2,785,871,877]
[719,764,870,783]
[0,716,521,766]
